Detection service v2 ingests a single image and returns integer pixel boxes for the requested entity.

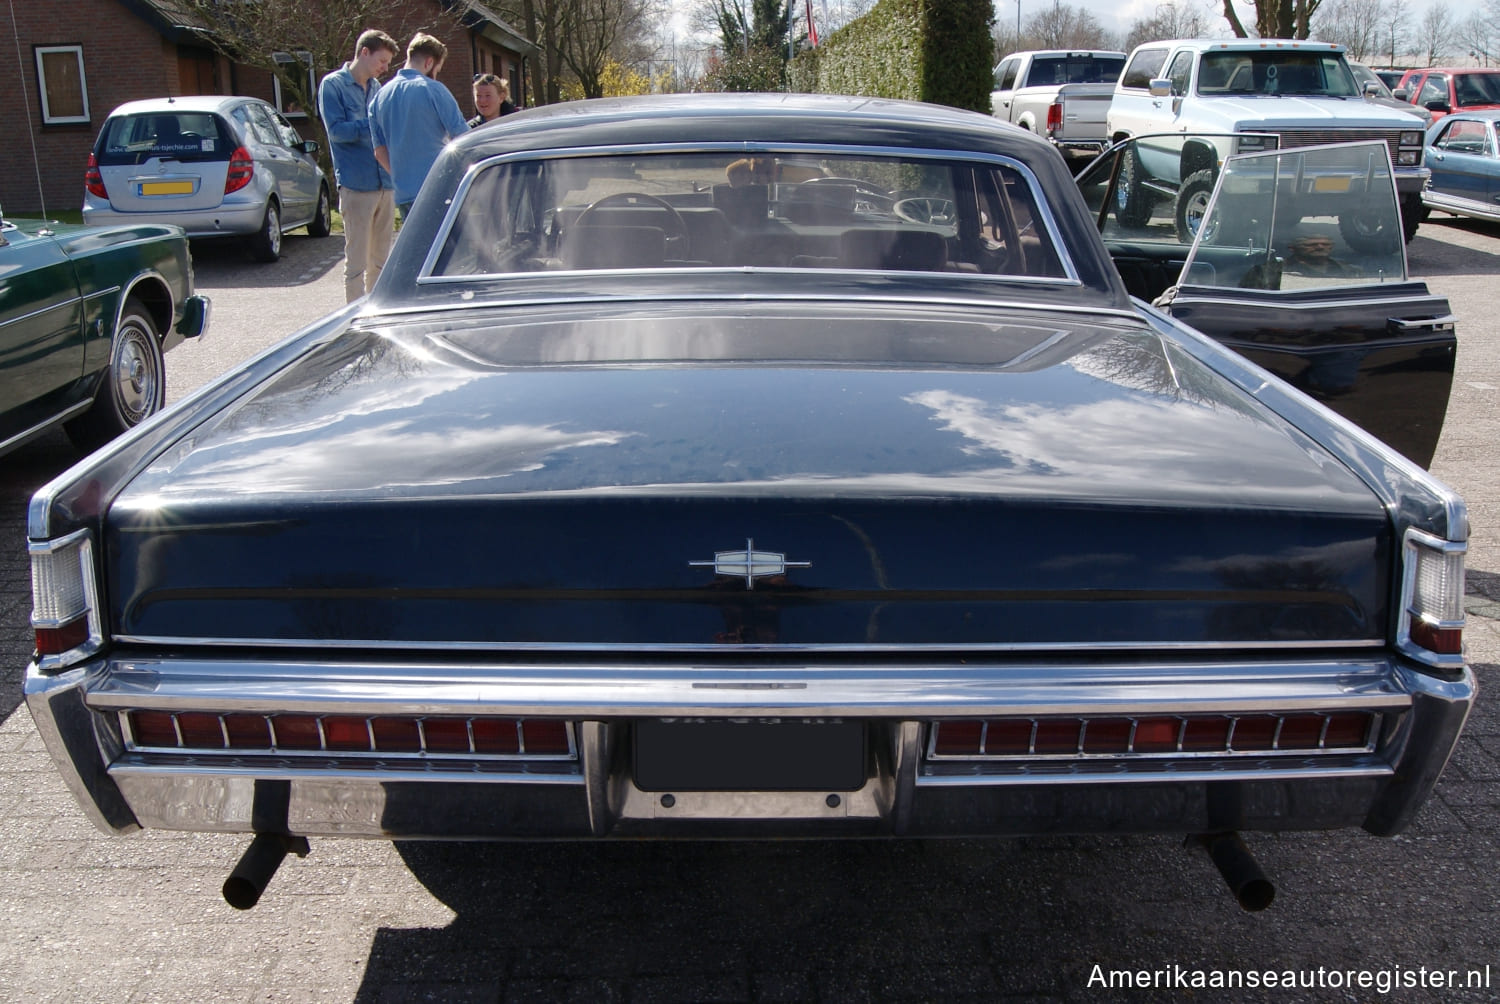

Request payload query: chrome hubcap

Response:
[115,326,159,423]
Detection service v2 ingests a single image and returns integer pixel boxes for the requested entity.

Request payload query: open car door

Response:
[1078,137,1455,468]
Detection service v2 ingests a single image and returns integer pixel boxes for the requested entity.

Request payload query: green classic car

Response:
[0,207,208,456]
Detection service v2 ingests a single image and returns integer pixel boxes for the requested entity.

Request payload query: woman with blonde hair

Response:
[469,73,516,127]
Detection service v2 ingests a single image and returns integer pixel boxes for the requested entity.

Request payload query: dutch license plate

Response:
[634,718,866,791]
[1312,175,1352,193]
[140,180,194,196]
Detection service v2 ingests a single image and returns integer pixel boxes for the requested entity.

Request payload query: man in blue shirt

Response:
[370,33,470,218]
[318,28,398,303]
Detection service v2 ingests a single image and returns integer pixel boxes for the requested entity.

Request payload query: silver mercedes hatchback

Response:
[83,95,331,262]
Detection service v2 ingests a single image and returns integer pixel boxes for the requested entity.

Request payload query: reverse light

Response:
[225,146,254,194]
[84,153,108,199]
[30,530,103,669]
[1403,529,1465,660]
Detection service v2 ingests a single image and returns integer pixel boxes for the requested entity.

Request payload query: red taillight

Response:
[34,616,89,656]
[85,152,108,199]
[1411,618,1463,655]
[1045,100,1063,135]
[123,710,574,758]
[225,146,254,194]
[931,711,1379,759]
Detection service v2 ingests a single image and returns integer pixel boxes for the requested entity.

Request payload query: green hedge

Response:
[789,0,993,113]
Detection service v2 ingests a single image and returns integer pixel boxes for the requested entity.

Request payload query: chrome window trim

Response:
[30,528,105,672]
[417,140,1082,284]
[109,633,1387,654]
[1163,292,1452,313]
[1397,527,1467,670]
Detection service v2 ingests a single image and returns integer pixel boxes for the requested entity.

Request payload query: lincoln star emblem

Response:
[690,538,810,590]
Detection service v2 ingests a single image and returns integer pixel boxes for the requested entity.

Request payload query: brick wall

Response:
[1,0,179,214]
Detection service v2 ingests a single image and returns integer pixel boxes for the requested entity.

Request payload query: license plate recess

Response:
[634,718,866,792]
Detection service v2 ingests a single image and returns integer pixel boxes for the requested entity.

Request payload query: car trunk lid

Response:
[105,302,1393,649]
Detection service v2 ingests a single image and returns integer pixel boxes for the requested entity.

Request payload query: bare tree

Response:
[1311,0,1382,62]
[1378,0,1410,66]
[1022,1,1117,50]
[1220,0,1322,39]
[1458,8,1498,65]
[177,0,461,123]
[1125,1,1212,53]
[1414,2,1454,67]
[557,0,665,98]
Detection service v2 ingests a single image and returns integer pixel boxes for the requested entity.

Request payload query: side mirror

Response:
[1148,77,1173,97]
[301,139,320,155]
[1393,87,1409,100]
[1424,99,1452,113]
[1363,81,1380,97]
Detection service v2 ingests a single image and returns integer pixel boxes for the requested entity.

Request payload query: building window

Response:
[271,51,315,118]
[35,45,89,124]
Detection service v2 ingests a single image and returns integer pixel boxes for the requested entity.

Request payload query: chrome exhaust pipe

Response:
[1196,831,1275,911]
[223,833,310,910]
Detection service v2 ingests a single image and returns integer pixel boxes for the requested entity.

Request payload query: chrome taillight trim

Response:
[29,528,105,672]
[1397,527,1466,670]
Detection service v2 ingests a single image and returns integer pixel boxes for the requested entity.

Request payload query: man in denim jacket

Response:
[318,29,398,303]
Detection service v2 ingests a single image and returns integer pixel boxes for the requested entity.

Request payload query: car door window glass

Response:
[1181,142,1406,293]
[1419,75,1449,106]
[995,59,1018,91]
[1120,48,1169,90]
[1437,120,1490,155]
[271,109,304,148]
[242,104,285,147]
[1164,52,1193,96]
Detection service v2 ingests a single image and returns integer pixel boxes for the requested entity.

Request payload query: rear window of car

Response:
[429,149,1070,281]
[1024,55,1124,86]
[95,112,234,166]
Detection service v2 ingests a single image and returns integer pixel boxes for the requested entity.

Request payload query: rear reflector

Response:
[931,711,1378,758]
[34,616,90,657]
[124,710,575,759]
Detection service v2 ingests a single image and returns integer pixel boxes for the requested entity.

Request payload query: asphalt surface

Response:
[0,221,1497,1003]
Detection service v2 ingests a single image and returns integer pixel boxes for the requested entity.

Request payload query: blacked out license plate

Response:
[633,718,867,792]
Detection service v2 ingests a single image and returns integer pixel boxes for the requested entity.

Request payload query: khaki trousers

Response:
[338,186,395,303]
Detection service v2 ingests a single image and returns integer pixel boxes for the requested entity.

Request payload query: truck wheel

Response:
[1174,169,1217,243]
[1400,194,1423,242]
[1114,146,1154,228]
[1338,203,1401,255]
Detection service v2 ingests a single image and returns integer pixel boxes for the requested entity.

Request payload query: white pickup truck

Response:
[1105,39,1431,244]
[991,49,1125,159]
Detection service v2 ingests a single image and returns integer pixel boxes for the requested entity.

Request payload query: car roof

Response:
[1405,67,1500,75]
[104,95,264,117]
[446,92,1049,160]
[1134,38,1345,54]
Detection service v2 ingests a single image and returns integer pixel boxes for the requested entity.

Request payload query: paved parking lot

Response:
[0,221,1496,1002]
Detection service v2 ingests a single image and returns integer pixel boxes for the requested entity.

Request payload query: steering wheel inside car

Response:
[574,192,688,244]
[893,197,958,226]
[798,177,896,211]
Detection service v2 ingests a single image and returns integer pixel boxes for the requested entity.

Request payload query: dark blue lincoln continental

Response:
[24,95,1473,911]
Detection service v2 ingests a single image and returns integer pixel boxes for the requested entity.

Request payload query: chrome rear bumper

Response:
[25,652,1473,840]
